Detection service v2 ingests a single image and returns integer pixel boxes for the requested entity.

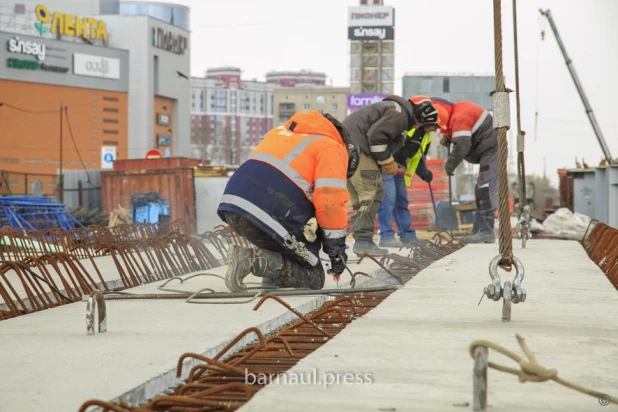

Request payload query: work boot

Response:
[224,245,254,292]
[461,213,495,244]
[225,246,284,292]
[260,277,280,290]
[470,212,480,235]
[353,240,389,257]
[379,238,403,248]
[399,233,420,246]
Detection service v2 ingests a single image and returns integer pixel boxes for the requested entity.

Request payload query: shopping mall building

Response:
[0,0,190,178]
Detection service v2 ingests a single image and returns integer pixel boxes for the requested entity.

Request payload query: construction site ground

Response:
[1,239,617,411]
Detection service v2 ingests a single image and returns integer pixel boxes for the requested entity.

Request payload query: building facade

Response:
[0,29,129,183]
[99,14,190,159]
[266,70,326,88]
[273,87,350,125]
[190,69,335,165]
[0,0,191,171]
[190,67,276,165]
[402,73,495,110]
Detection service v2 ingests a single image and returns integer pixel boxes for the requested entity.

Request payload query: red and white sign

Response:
[146,149,162,159]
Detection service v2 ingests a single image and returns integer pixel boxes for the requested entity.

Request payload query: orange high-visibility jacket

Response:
[431,98,498,174]
[218,110,350,266]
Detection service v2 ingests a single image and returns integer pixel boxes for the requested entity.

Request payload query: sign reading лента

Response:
[34,4,108,42]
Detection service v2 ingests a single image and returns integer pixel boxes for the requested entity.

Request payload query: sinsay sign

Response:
[7,37,46,60]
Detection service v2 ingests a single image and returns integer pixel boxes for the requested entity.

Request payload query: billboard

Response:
[73,53,120,79]
[347,94,389,110]
[348,26,394,41]
[348,6,394,27]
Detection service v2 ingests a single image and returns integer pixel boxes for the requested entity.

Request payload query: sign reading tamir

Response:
[34,4,108,42]
[152,27,187,55]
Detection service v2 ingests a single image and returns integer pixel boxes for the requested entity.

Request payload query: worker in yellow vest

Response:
[377,96,445,247]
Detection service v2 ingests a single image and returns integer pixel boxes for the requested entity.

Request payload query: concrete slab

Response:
[0,243,399,412]
[240,240,618,412]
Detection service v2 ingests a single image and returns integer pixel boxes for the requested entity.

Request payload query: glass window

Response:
[303,103,310,111]
[332,103,338,111]
[119,2,190,30]
[153,55,159,95]
[443,77,450,93]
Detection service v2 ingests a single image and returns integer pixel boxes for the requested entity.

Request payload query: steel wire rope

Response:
[491,0,514,270]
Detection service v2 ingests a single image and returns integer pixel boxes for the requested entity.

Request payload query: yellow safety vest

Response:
[403,128,433,187]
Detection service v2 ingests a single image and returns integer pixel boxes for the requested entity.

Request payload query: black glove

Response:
[421,170,433,183]
[328,252,347,275]
[322,235,346,256]
[445,164,455,176]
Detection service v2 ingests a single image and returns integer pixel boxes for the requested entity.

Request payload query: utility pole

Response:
[59,103,64,202]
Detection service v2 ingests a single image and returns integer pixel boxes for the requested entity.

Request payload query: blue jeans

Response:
[377,173,417,241]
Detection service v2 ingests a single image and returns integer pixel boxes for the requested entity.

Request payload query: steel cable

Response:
[512,0,527,214]
[492,0,514,270]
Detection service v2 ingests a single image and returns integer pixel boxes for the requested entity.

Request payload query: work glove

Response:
[380,160,398,175]
[445,164,455,176]
[328,252,348,281]
[421,170,433,183]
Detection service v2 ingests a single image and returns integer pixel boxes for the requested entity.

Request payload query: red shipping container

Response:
[113,157,205,171]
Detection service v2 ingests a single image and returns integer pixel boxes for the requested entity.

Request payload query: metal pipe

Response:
[472,346,488,411]
[502,280,512,322]
[86,290,107,335]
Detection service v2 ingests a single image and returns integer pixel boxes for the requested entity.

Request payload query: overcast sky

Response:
[154,0,617,184]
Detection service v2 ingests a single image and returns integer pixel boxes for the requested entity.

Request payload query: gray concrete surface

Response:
[241,240,618,412]
[0,243,398,412]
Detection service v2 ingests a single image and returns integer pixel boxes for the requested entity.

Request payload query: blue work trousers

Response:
[377,173,417,241]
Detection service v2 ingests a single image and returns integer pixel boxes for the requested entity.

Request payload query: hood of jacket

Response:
[382,95,416,129]
[284,110,344,146]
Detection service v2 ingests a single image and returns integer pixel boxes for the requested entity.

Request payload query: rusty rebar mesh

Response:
[197,225,257,262]
[78,243,465,412]
[0,221,226,321]
[581,220,618,289]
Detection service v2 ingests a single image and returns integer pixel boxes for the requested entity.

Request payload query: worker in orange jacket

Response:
[217,111,359,291]
[431,98,498,243]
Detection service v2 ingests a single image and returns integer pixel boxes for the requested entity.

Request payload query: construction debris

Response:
[542,208,590,238]
[108,204,132,228]
[71,207,108,227]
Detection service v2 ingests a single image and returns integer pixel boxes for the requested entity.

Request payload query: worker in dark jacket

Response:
[343,95,440,256]
[431,98,498,243]
[377,96,445,247]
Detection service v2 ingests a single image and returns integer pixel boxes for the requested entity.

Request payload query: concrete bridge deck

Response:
[240,240,618,412]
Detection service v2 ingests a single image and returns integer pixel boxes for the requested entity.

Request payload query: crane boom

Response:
[539,8,614,164]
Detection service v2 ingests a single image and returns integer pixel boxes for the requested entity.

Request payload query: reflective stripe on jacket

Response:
[217,111,349,266]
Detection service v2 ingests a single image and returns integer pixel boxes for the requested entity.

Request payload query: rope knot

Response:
[517,359,557,383]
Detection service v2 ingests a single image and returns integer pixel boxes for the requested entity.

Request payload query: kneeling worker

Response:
[217,111,359,292]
